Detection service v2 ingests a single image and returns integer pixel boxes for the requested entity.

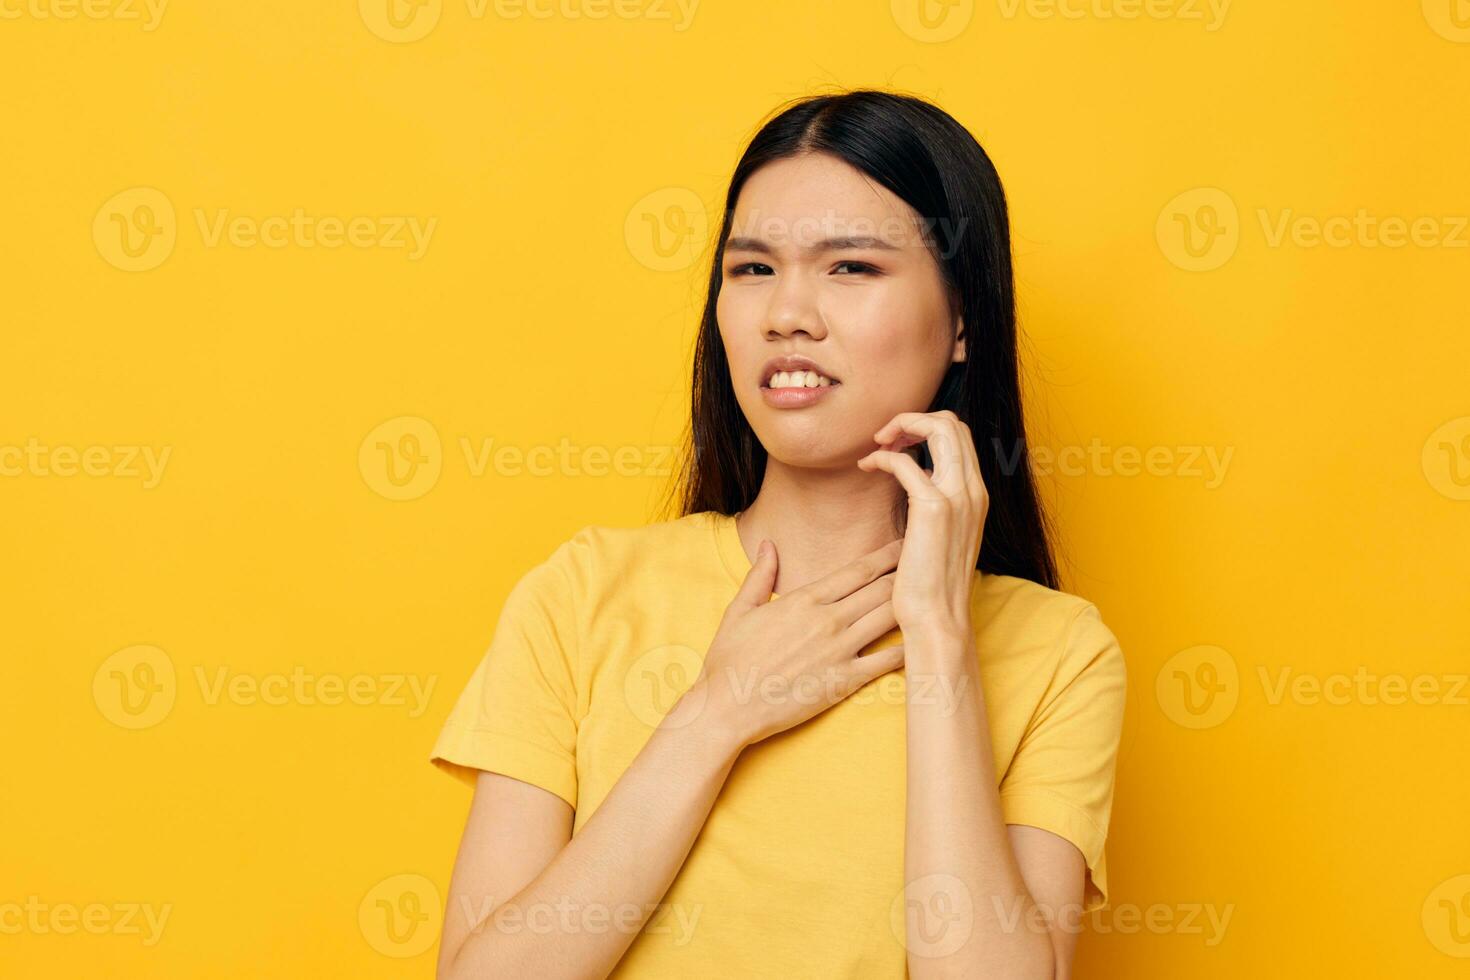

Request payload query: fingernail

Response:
[757,539,769,557]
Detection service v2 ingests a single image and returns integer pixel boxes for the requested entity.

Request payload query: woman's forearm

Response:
[903,624,1054,979]
[443,682,746,980]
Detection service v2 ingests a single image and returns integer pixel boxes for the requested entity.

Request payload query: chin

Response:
[754,429,866,470]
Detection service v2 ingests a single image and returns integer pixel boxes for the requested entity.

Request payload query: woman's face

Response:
[716,152,964,468]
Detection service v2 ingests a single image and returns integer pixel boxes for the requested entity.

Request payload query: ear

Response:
[950,314,967,363]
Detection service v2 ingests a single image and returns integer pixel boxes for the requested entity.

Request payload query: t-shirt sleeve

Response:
[429,539,583,810]
[999,601,1127,913]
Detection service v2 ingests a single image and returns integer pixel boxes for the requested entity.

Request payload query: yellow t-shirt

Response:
[430,510,1127,977]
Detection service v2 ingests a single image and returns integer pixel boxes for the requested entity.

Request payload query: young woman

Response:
[430,89,1127,979]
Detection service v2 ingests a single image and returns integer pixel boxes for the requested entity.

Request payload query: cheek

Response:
[716,289,764,404]
[715,288,753,352]
[846,285,952,387]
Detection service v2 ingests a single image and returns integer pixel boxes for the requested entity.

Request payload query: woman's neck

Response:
[734,457,907,596]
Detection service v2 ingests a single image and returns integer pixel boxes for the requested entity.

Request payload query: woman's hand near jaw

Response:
[857,409,988,639]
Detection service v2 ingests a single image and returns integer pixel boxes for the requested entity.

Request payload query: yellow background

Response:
[3,1,1468,976]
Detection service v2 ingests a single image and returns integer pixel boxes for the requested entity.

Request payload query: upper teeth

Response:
[768,370,834,389]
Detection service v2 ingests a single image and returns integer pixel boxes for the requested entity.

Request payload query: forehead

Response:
[727,152,925,249]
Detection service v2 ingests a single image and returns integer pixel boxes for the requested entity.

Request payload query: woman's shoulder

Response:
[551,511,719,558]
[526,511,725,587]
[973,571,1098,621]
[971,572,1125,677]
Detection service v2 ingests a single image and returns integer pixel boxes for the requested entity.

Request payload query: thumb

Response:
[733,538,779,608]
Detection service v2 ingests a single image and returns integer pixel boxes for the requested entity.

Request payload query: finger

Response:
[857,449,944,503]
[797,538,903,605]
[872,412,978,498]
[845,644,905,693]
[933,410,982,493]
[831,569,895,626]
[873,411,948,449]
[844,598,900,650]
[732,537,779,609]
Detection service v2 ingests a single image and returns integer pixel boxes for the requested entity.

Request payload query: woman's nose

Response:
[763,275,828,340]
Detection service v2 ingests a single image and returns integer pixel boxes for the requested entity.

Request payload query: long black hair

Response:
[662,89,1058,590]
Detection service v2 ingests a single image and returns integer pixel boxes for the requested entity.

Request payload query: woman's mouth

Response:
[765,369,836,389]
[760,370,841,408]
[756,355,842,408]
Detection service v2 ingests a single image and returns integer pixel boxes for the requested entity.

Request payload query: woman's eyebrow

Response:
[723,235,901,253]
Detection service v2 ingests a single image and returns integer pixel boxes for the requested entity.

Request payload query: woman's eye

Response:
[832,261,877,275]
[728,262,773,276]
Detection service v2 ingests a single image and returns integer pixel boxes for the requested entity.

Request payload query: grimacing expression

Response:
[716,152,965,469]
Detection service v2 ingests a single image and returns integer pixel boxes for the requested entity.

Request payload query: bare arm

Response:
[859,411,1093,977]
[437,688,745,979]
[437,535,905,979]
[902,626,1073,979]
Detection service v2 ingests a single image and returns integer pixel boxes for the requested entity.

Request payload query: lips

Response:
[758,354,841,388]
